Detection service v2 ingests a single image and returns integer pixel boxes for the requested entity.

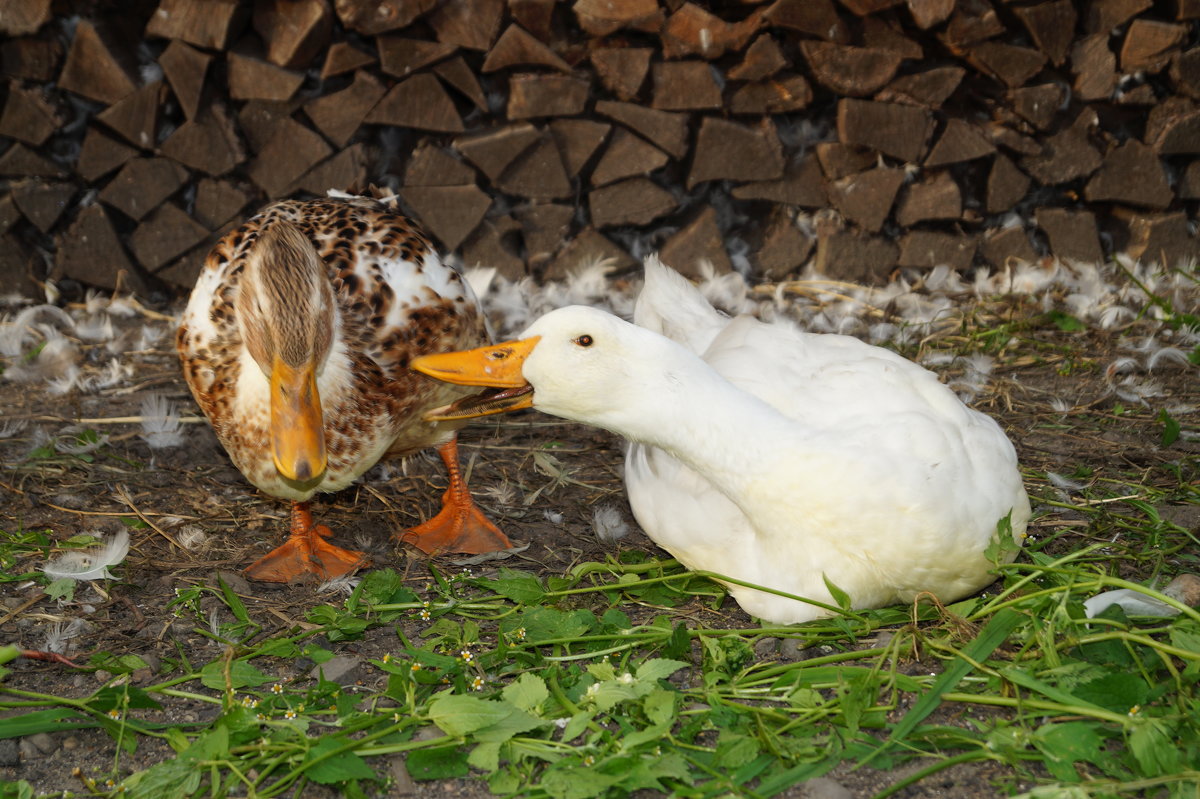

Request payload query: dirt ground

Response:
[0,291,1197,798]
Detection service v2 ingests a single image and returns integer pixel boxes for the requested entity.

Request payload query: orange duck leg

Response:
[400,437,511,555]
[245,502,368,582]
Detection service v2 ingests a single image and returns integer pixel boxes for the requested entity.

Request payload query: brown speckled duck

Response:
[177,190,510,582]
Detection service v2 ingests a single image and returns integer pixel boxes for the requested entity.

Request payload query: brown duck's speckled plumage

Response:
[177,192,490,502]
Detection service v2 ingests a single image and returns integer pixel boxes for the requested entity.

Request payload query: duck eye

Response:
[575,334,594,348]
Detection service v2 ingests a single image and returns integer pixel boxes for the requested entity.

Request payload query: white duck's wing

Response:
[700,314,1030,599]
[633,255,729,355]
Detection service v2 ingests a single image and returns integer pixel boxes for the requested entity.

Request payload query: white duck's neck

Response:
[596,341,798,495]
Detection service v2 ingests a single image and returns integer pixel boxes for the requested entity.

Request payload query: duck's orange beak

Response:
[412,337,540,421]
[269,357,326,483]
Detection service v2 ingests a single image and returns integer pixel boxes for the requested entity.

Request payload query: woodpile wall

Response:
[1,0,1198,301]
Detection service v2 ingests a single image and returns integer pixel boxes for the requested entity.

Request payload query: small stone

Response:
[0,739,18,767]
[25,732,57,755]
[1163,574,1200,607]
[309,655,364,685]
[800,776,854,799]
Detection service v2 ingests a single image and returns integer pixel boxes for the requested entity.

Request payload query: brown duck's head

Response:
[235,220,335,484]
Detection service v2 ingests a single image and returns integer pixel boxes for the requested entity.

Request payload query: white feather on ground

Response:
[43,529,130,581]
[140,393,184,449]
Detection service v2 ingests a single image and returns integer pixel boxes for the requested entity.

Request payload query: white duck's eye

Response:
[574,334,594,348]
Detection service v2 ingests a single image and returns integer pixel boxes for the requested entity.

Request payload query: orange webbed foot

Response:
[398,437,511,556]
[401,495,510,555]
[245,502,368,583]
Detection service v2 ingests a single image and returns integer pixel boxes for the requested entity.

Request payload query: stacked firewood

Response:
[1,0,1197,300]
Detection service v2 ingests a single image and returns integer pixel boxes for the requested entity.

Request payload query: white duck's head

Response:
[412,305,686,432]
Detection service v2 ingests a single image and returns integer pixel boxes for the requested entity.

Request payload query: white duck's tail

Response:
[634,255,729,355]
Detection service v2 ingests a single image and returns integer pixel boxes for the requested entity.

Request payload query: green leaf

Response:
[519,607,596,643]
[1047,310,1086,332]
[482,568,545,604]
[199,659,274,691]
[44,578,75,603]
[822,574,852,611]
[305,738,378,784]
[559,711,592,742]
[0,709,91,738]
[984,511,1022,565]
[635,658,688,684]
[663,621,691,661]
[468,740,502,772]
[428,693,512,737]
[643,689,676,726]
[715,731,761,769]
[502,672,549,713]
[406,744,469,780]
[1128,718,1182,777]
[1073,672,1148,714]
[1158,409,1181,446]
[1032,722,1105,782]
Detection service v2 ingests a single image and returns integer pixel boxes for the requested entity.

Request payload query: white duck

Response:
[411,257,1030,624]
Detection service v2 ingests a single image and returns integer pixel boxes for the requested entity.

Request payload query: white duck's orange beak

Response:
[269,357,326,483]
[412,337,540,421]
